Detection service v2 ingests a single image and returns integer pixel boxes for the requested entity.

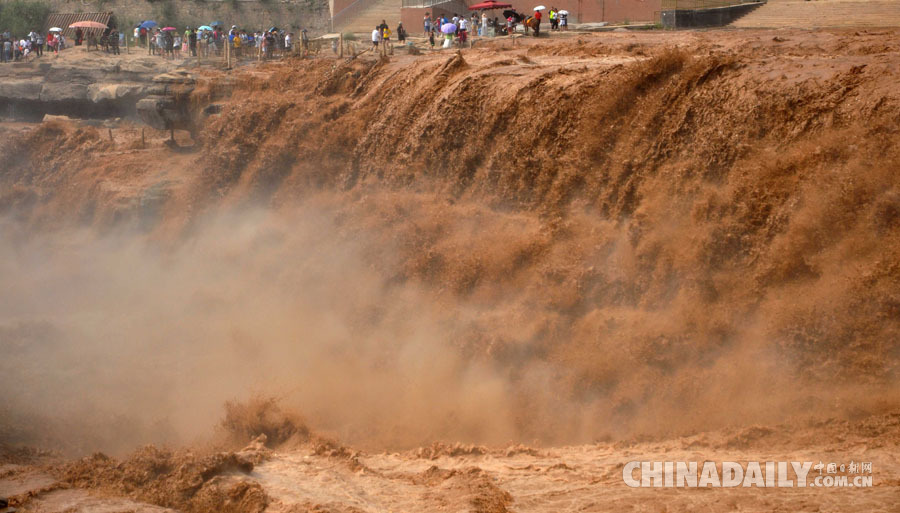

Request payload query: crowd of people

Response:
[419,6,568,48]
[2,5,573,65]
[370,6,572,54]
[0,21,312,65]
[370,20,408,53]
[137,24,311,61]
[422,12,479,48]
[0,29,65,63]
[0,26,127,63]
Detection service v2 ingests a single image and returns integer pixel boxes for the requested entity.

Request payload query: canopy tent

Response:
[468,1,513,10]
[44,12,114,40]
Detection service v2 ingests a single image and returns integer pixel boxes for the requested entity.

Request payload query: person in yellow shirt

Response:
[382,26,392,54]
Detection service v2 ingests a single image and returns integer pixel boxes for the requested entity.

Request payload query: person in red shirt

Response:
[533,10,542,37]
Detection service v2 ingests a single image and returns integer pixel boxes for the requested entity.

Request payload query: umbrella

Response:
[161,27,177,31]
[504,10,525,21]
[441,23,457,34]
[559,9,569,15]
[197,25,213,31]
[210,21,224,26]
[69,21,107,29]
[534,5,546,11]
[49,27,63,32]
[468,0,512,9]
[139,20,158,29]
[269,26,278,32]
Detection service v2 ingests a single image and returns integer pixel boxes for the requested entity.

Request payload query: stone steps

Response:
[335,0,404,34]
[731,0,900,28]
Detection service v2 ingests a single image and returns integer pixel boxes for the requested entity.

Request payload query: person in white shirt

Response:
[371,26,381,52]
[458,17,468,45]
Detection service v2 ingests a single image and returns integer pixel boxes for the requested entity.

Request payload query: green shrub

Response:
[0,0,51,38]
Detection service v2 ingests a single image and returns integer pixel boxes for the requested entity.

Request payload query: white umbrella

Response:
[533,5,545,11]
[49,27,63,32]
[559,9,569,15]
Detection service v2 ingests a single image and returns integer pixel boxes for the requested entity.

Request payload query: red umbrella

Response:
[161,27,177,31]
[468,0,513,10]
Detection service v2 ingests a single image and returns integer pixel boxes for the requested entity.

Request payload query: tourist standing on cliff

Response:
[264,30,275,58]
[47,31,59,55]
[382,25,392,54]
[27,31,39,56]
[372,26,381,52]
[188,29,197,57]
[109,28,120,55]
[458,16,468,46]
[164,29,175,59]
[1,36,11,63]
[151,29,160,55]
[235,31,244,57]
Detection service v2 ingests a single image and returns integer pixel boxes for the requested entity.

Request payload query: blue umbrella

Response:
[210,21,224,27]
[197,25,213,31]
[441,22,457,34]
[139,20,157,29]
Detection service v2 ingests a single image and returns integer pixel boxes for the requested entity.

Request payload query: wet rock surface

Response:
[0,54,190,122]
